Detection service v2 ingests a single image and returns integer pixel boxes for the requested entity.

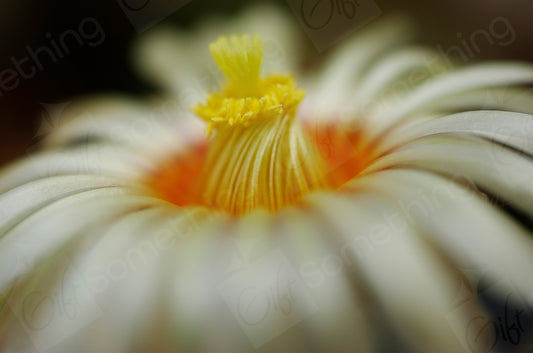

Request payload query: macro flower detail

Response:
[190,34,325,215]
[1,5,533,352]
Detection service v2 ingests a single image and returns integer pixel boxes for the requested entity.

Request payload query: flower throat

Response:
[146,34,372,216]
[193,34,327,215]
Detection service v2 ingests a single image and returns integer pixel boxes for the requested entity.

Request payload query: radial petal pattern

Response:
[1,5,532,353]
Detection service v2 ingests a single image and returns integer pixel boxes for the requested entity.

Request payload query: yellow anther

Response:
[193,34,306,136]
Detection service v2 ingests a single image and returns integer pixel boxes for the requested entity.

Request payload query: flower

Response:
[1,4,533,352]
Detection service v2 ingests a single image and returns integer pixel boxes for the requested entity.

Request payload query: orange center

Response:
[144,122,375,212]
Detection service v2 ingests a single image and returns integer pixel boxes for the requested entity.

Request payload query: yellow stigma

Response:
[193,34,327,215]
[210,34,262,92]
[194,34,306,136]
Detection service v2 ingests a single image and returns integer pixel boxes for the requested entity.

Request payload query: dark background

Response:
[0,0,531,166]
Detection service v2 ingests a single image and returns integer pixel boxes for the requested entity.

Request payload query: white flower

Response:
[1,4,532,352]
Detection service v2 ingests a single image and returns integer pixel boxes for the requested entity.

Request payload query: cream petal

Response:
[307,191,488,352]
[376,110,533,157]
[348,169,533,299]
[351,47,449,111]
[168,216,247,352]
[0,206,177,352]
[55,207,178,352]
[43,96,186,154]
[0,143,154,193]
[165,210,322,352]
[134,28,203,99]
[161,207,357,352]
[211,210,290,352]
[365,135,533,218]
[213,210,316,352]
[0,189,164,292]
[0,239,88,352]
[301,16,414,122]
[56,206,213,352]
[367,62,533,137]
[0,175,137,236]
[417,87,533,115]
[274,207,373,351]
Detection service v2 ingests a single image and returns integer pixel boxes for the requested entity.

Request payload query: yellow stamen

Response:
[193,34,327,215]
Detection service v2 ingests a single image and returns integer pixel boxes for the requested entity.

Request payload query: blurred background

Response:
[0,0,531,166]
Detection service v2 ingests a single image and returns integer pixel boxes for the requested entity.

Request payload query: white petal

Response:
[44,96,188,155]
[0,175,137,235]
[0,206,176,352]
[134,28,204,99]
[0,143,153,193]
[351,47,448,111]
[376,110,533,156]
[420,87,533,115]
[0,189,164,291]
[307,191,484,351]
[347,169,533,299]
[59,207,177,352]
[275,207,373,351]
[168,216,245,351]
[301,16,414,122]
[367,62,533,137]
[365,135,533,218]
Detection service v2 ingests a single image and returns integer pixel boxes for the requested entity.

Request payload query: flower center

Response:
[145,34,376,216]
[194,34,327,215]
